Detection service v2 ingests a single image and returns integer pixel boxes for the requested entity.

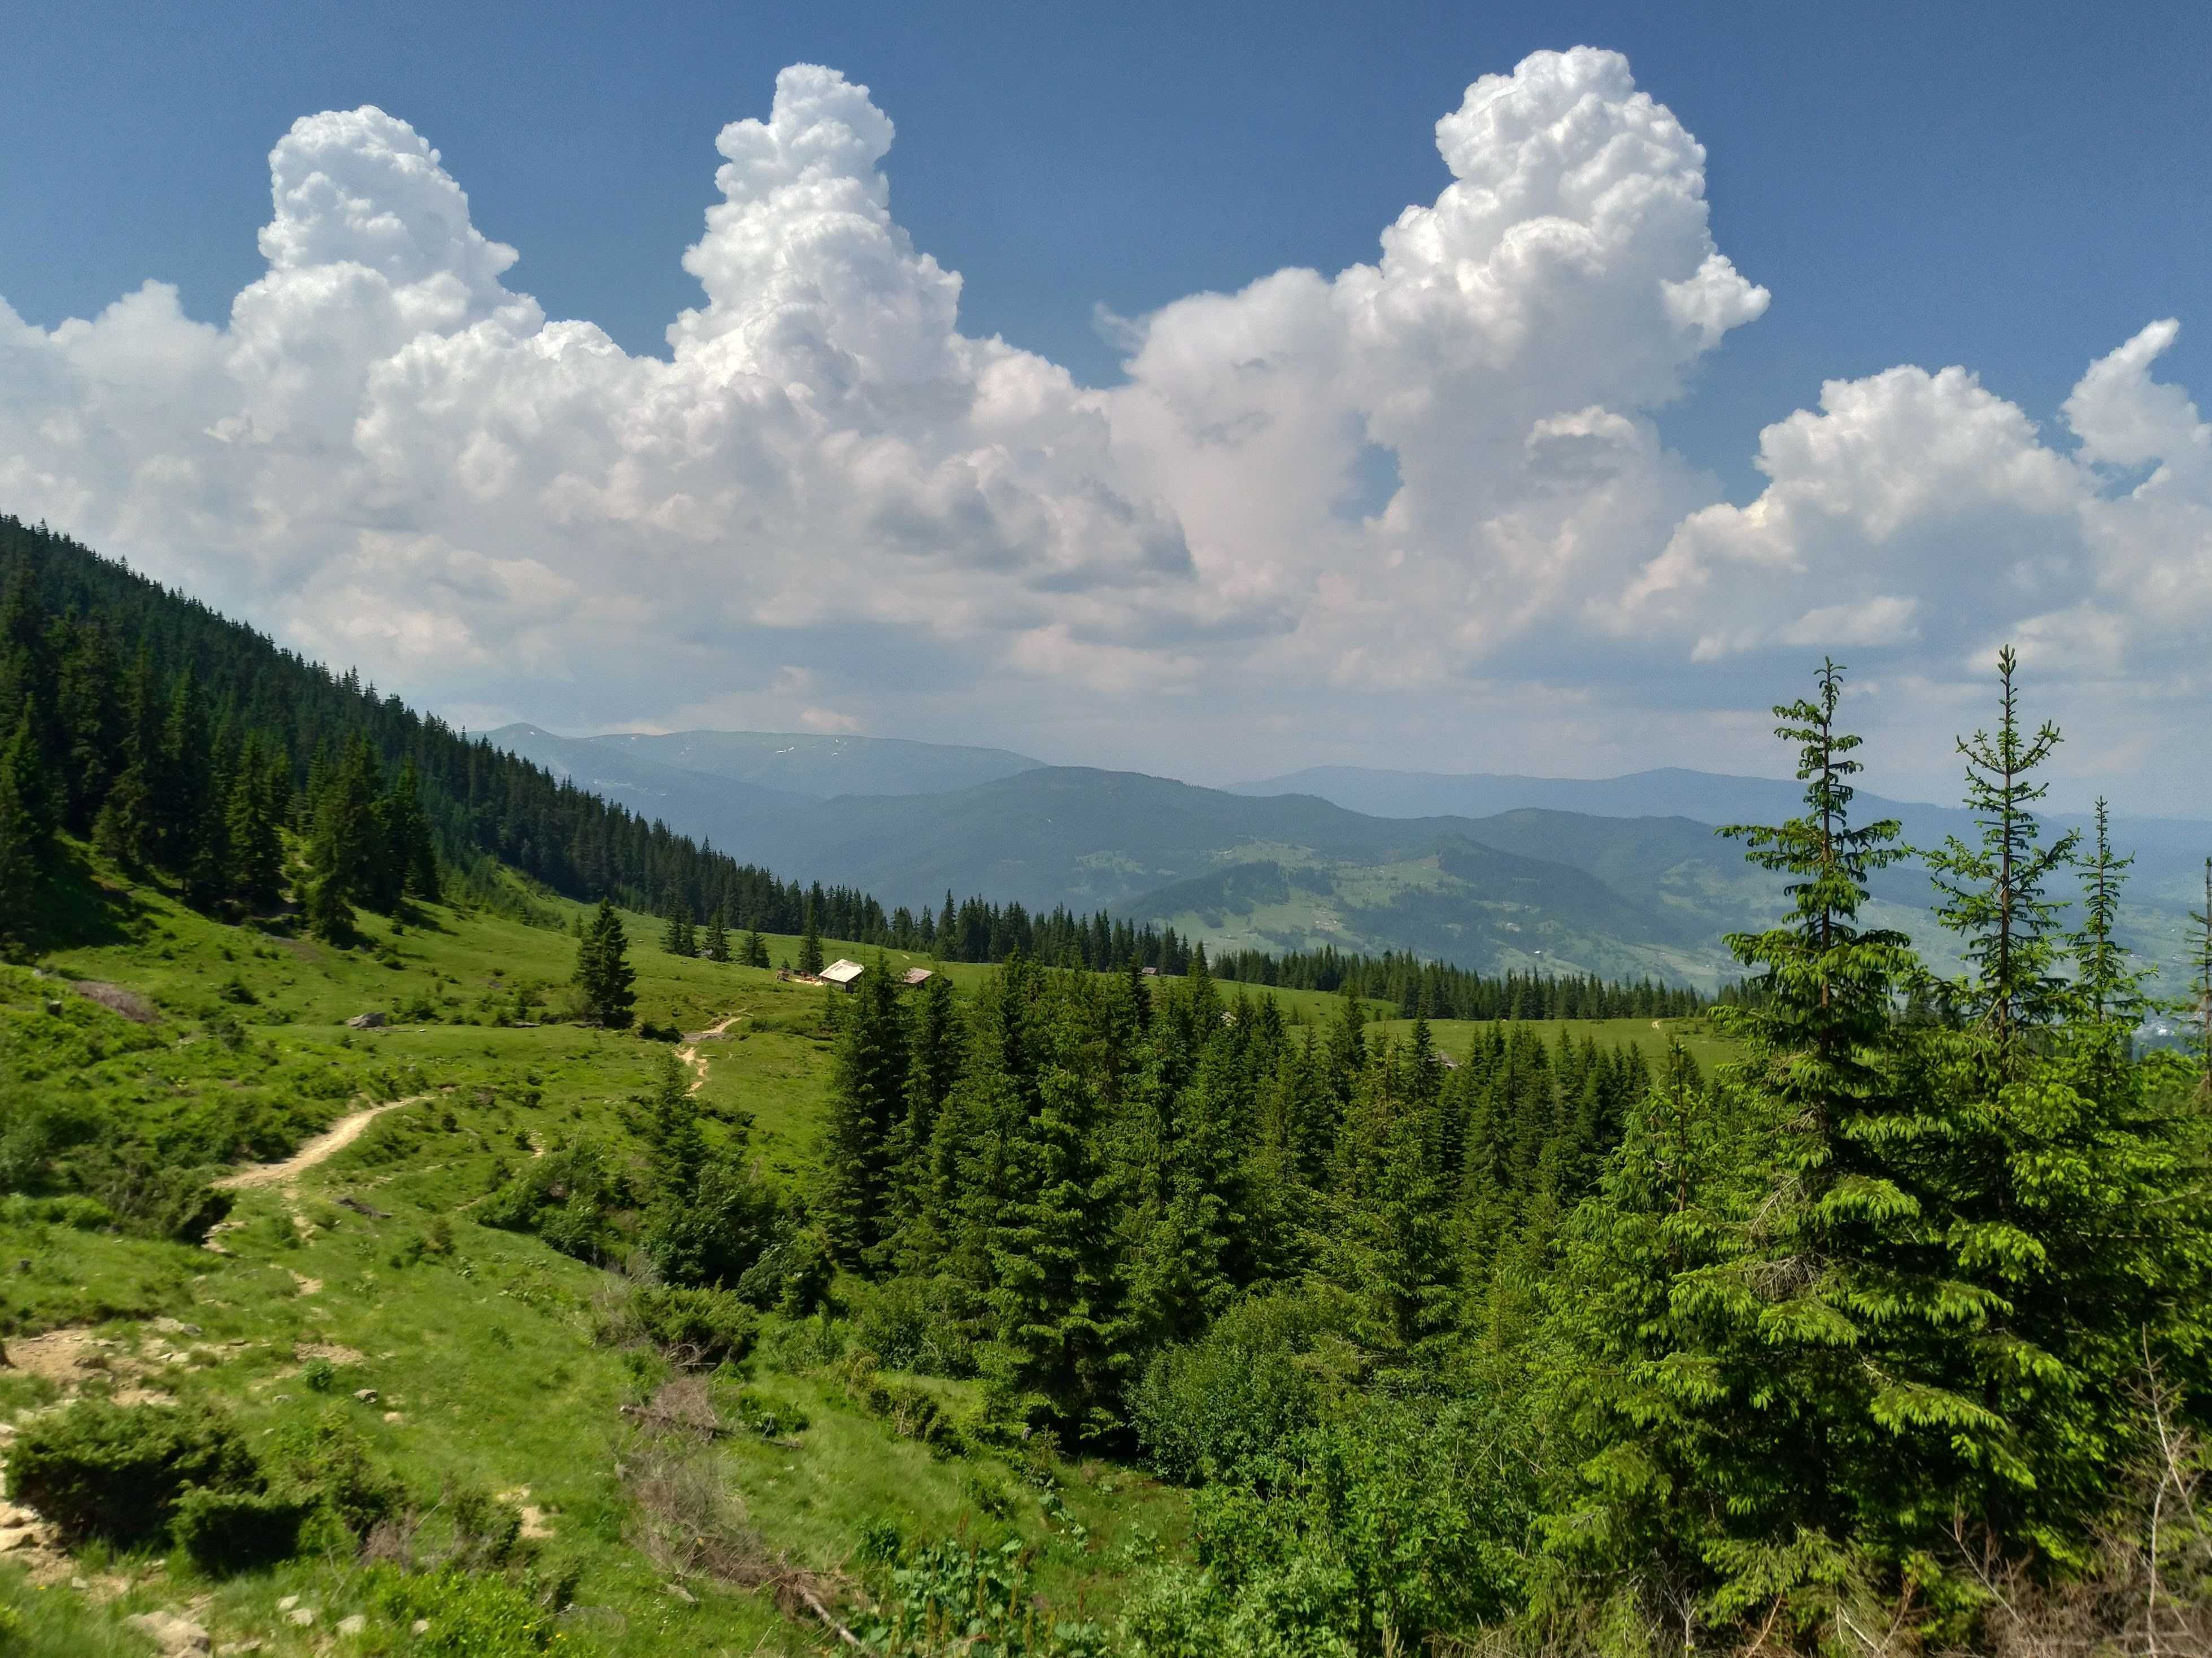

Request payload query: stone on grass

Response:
[124,1610,211,1655]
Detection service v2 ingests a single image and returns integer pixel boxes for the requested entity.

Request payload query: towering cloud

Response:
[0,50,2202,795]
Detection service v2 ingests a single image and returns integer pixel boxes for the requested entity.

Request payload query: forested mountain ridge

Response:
[487,718,1782,985]
[485,731,2204,996]
[1240,763,2211,975]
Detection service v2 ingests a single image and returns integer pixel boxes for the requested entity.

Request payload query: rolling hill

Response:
[490,733,2207,994]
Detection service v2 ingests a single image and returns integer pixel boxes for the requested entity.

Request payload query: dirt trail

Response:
[675,1014,747,1095]
[214,1096,429,1189]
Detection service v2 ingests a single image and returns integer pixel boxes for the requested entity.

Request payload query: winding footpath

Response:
[674,1013,747,1096]
[213,1096,430,1189]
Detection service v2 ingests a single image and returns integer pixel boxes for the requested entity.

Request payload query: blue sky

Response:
[3,2,2209,808]
[10,1,2207,496]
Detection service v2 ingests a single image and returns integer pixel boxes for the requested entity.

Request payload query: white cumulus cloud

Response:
[0,49,2205,804]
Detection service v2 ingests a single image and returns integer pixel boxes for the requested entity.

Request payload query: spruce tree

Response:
[380,761,439,904]
[2069,799,2138,1030]
[225,733,285,910]
[1543,661,1927,1621]
[92,648,159,870]
[182,752,232,912]
[0,709,43,939]
[818,954,909,1263]
[887,970,963,1232]
[54,618,119,836]
[641,1050,706,1198]
[703,906,730,963]
[987,1018,1130,1444]
[742,924,769,968]
[304,737,381,941]
[1924,645,2080,1063]
[1543,1042,1765,1615]
[1,703,54,855]
[576,898,637,1028]
[154,666,212,871]
[796,898,824,976]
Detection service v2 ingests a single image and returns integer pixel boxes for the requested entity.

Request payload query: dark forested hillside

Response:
[0,515,873,937]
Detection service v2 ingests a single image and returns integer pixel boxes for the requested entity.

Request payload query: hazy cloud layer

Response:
[1,50,2204,805]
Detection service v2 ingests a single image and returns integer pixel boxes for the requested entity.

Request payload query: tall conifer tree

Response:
[1925,646,2081,1063]
[796,898,824,976]
[576,898,637,1028]
[818,954,910,1262]
[225,734,285,910]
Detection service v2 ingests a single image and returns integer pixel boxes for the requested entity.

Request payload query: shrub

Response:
[75,1153,232,1243]
[1130,1293,1331,1485]
[734,1218,832,1314]
[719,1385,810,1439]
[447,1486,523,1569]
[172,1486,311,1575]
[628,1285,757,1369]
[478,1141,628,1266]
[268,1408,408,1541]
[8,1400,260,1544]
[853,1274,979,1377]
[638,1155,781,1289]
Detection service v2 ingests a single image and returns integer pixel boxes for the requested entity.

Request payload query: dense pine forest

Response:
[4,512,2212,1658]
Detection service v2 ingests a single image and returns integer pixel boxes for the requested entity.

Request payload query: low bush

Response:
[857,1537,1109,1657]
[845,1362,969,1458]
[447,1485,524,1570]
[852,1273,980,1377]
[73,1152,232,1243]
[7,1400,260,1545]
[1130,1292,1333,1485]
[268,1408,409,1542]
[172,1486,312,1576]
[638,1154,781,1289]
[627,1285,757,1369]
[733,1218,832,1314]
[719,1384,810,1439]
[478,1141,628,1266]
[369,1566,556,1657]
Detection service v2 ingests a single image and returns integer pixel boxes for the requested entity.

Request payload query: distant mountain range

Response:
[489,727,2209,992]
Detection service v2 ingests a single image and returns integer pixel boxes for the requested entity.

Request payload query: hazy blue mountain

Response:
[1227,764,1812,823]
[484,725,807,835]
[537,727,1043,798]
[485,731,2204,993]
[1235,765,2209,915]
